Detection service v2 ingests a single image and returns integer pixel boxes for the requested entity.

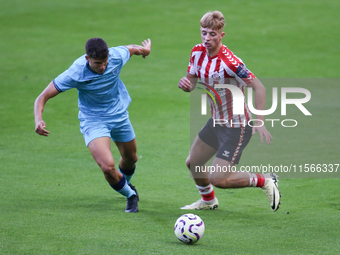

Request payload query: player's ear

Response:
[221,32,226,39]
[85,55,89,61]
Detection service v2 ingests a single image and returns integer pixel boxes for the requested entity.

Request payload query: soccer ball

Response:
[174,213,205,244]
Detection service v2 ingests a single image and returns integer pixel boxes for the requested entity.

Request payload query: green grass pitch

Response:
[0,0,339,254]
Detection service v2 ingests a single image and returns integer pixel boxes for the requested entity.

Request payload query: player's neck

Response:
[206,44,222,58]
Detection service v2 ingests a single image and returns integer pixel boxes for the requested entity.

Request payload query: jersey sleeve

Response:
[222,48,256,86]
[113,46,130,66]
[187,56,195,75]
[187,46,197,75]
[234,62,255,85]
[53,68,78,92]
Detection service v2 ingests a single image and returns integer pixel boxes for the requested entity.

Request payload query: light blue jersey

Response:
[54,46,131,122]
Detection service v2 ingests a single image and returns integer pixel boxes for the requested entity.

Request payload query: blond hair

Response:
[200,11,225,32]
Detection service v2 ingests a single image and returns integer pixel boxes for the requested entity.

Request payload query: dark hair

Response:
[85,38,108,59]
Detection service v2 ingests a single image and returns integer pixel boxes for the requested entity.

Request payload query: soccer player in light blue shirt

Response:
[34,38,151,212]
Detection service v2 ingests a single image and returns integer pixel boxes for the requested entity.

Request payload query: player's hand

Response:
[35,120,50,136]
[178,77,192,92]
[141,39,151,58]
[252,125,273,144]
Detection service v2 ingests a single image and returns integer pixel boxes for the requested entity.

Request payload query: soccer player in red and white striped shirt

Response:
[178,11,281,211]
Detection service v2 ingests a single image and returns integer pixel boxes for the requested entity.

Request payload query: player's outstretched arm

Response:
[126,39,151,58]
[178,73,198,92]
[34,81,60,136]
[247,78,273,144]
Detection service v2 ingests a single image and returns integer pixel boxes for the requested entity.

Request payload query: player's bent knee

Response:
[101,165,114,175]
[98,162,116,175]
[123,153,138,165]
[101,165,121,180]
[186,157,190,169]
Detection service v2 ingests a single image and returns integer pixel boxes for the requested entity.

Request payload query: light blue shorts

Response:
[80,116,136,146]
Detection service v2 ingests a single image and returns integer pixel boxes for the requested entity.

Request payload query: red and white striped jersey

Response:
[187,44,256,128]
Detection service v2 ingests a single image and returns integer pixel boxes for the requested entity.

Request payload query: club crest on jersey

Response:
[236,64,250,78]
[112,68,119,75]
[211,71,223,91]
[211,71,220,80]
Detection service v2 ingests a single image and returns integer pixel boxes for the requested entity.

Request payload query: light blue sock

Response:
[110,175,136,198]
